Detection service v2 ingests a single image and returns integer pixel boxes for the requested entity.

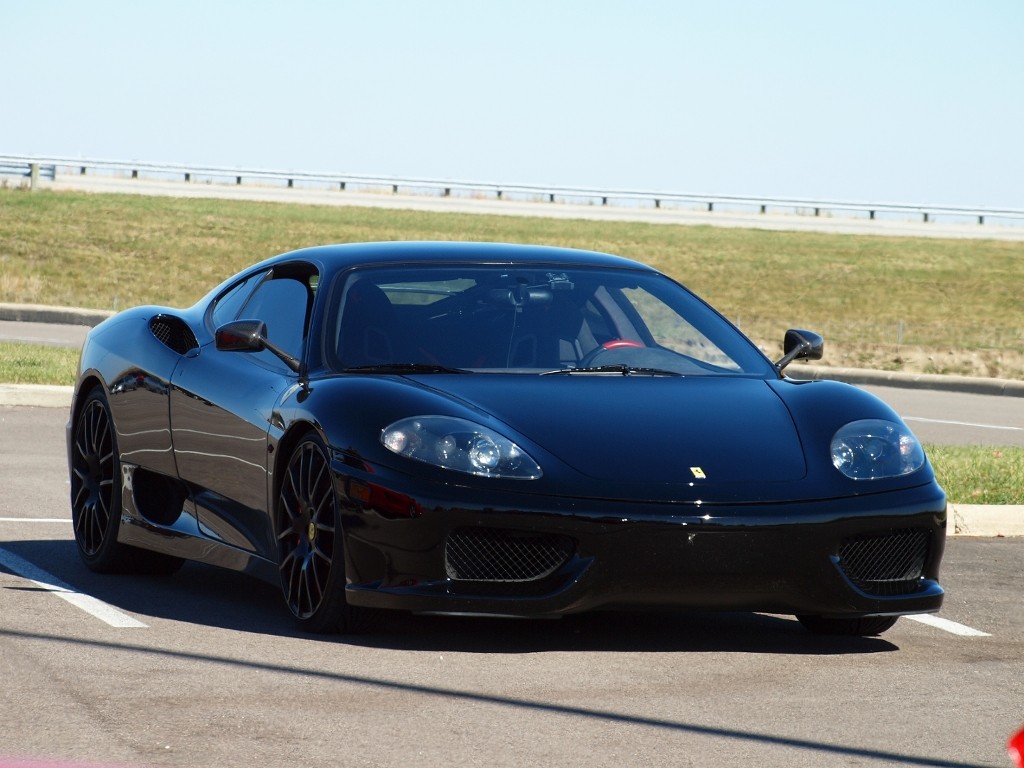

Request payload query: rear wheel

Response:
[797,615,899,636]
[276,433,374,634]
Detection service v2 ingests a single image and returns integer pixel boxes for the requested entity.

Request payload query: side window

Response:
[211,271,266,329]
[238,276,312,364]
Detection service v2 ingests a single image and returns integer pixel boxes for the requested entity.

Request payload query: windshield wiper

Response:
[541,364,682,377]
[344,362,472,374]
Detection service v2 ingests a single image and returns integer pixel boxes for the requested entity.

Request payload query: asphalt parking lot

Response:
[1,404,1022,768]
[5,170,1023,766]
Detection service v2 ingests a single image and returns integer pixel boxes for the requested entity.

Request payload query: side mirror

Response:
[775,329,824,371]
[215,319,268,353]
[215,319,301,373]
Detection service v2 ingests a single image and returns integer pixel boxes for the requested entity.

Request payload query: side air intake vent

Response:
[445,527,575,582]
[149,315,199,355]
[837,528,930,596]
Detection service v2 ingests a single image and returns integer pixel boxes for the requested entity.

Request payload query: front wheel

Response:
[797,615,899,636]
[276,432,375,634]
[70,389,184,575]
[70,389,133,572]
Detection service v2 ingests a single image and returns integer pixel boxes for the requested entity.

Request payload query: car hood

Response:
[416,375,806,488]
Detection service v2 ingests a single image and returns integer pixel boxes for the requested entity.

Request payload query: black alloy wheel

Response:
[70,390,128,571]
[276,433,370,633]
[70,389,184,575]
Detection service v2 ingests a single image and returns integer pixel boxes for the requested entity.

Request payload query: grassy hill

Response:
[2,187,1022,377]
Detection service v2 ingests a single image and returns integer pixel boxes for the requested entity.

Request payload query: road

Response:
[861,384,1024,448]
[4,174,1021,765]
[0,319,90,348]
[1,404,1021,767]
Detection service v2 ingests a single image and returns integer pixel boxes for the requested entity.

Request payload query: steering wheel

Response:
[579,339,644,367]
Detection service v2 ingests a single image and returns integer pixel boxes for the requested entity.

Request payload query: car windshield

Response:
[328,264,774,376]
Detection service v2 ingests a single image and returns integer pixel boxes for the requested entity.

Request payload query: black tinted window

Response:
[239,276,312,364]
[211,271,266,329]
[329,265,772,375]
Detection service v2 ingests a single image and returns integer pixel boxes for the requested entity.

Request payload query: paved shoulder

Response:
[0,320,89,348]
[0,303,111,349]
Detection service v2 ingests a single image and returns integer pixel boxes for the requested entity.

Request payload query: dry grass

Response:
[2,187,1022,377]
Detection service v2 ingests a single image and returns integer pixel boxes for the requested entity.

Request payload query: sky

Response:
[3,1,1023,208]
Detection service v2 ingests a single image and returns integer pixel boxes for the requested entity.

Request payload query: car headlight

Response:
[831,419,925,480]
[381,416,542,479]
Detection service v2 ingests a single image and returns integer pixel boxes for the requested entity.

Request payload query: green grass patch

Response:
[926,445,1024,505]
[0,342,78,385]
[2,187,1023,375]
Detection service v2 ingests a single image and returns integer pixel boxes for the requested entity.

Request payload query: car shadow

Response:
[5,539,898,655]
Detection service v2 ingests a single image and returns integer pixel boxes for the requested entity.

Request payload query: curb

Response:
[0,302,113,327]
[950,504,1024,538]
[0,384,74,408]
[787,364,1024,398]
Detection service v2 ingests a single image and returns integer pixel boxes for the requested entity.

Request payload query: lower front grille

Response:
[445,527,575,582]
[838,528,930,596]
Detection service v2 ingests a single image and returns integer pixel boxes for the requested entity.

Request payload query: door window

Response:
[237,274,314,367]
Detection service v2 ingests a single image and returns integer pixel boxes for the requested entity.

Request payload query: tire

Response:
[276,432,374,634]
[70,389,184,575]
[70,389,134,572]
[797,614,899,636]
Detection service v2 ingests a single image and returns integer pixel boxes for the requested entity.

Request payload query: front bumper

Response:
[339,475,946,619]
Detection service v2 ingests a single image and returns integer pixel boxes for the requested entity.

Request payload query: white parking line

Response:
[904,415,1024,432]
[905,613,991,637]
[0,547,148,628]
[0,517,72,523]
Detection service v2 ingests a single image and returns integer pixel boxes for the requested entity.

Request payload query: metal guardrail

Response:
[0,160,55,186]
[2,153,1023,226]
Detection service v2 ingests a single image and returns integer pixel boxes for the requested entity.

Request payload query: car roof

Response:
[262,241,657,273]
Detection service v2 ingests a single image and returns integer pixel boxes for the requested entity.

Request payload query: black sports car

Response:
[68,241,945,636]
